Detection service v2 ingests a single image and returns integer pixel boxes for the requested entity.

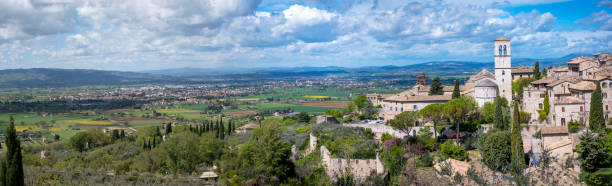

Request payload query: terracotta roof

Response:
[548,76,579,87]
[512,66,535,74]
[494,37,511,41]
[475,78,498,87]
[569,81,596,91]
[540,126,568,135]
[567,56,594,64]
[555,96,584,104]
[552,67,569,72]
[531,76,556,85]
[411,85,469,93]
[468,69,495,83]
[384,94,451,102]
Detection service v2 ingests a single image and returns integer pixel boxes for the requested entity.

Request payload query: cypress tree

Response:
[3,116,24,186]
[452,79,461,99]
[220,124,225,139]
[120,130,125,139]
[215,120,219,138]
[429,77,443,95]
[152,137,156,149]
[494,97,508,130]
[534,61,541,79]
[511,102,525,166]
[589,81,605,131]
[166,123,172,134]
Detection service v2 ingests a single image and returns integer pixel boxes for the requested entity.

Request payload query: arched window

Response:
[603,82,608,88]
[503,45,507,55]
[498,45,502,55]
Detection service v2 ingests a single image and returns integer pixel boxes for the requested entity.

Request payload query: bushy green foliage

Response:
[325,109,342,118]
[480,102,495,124]
[534,61,541,79]
[479,130,511,171]
[389,111,418,134]
[381,132,393,143]
[577,131,609,172]
[381,146,405,176]
[582,168,612,186]
[70,128,112,152]
[311,124,378,159]
[443,97,478,142]
[568,120,581,133]
[512,77,535,100]
[439,140,467,161]
[297,112,310,123]
[538,90,550,121]
[419,103,445,138]
[429,77,443,95]
[493,97,510,130]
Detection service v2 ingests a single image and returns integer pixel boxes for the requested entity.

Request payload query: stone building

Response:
[369,37,531,120]
[522,53,612,127]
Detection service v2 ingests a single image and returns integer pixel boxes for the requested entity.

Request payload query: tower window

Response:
[503,45,507,55]
[498,45,502,55]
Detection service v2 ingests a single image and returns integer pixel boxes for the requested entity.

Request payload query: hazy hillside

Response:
[0,68,185,88]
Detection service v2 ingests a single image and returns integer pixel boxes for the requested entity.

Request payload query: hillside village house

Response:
[522,53,612,127]
[369,37,535,120]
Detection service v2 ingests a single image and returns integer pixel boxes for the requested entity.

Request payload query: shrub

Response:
[519,111,531,124]
[381,133,393,143]
[568,120,581,133]
[479,130,511,171]
[583,168,612,186]
[418,153,433,167]
[538,109,547,121]
[439,140,467,161]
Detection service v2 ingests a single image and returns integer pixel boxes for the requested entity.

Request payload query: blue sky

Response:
[0,0,610,71]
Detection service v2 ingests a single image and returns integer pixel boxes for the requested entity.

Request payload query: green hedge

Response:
[582,168,612,186]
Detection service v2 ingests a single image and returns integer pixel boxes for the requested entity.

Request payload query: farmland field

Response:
[155,109,199,114]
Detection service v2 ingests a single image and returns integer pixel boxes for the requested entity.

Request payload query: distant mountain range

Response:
[0,53,590,88]
[0,68,184,88]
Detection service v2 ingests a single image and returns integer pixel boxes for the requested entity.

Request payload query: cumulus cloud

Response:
[0,0,610,70]
[0,0,78,43]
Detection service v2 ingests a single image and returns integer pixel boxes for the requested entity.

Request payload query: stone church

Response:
[368,37,533,120]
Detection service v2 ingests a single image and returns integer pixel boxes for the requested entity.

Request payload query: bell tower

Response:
[494,37,512,101]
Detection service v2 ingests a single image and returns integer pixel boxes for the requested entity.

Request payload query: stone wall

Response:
[320,146,385,181]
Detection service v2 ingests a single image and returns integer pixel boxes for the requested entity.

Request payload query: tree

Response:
[511,101,525,173]
[2,116,24,186]
[239,120,295,183]
[353,95,368,110]
[297,112,310,123]
[481,102,495,124]
[493,97,509,130]
[165,123,172,134]
[589,81,605,131]
[452,79,461,99]
[418,103,445,139]
[480,130,511,171]
[443,97,478,142]
[220,121,225,140]
[389,111,418,135]
[199,133,224,166]
[539,90,550,121]
[577,131,608,172]
[534,61,541,79]
[162,131,202,174]
[429,77,443,95]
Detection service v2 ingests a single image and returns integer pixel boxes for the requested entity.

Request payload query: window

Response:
[540,93,545,98]
[603,82,608,88]
[499,45,502,55]
[539,103,543,109]
[580,106,584,112]
[502,70,505,75]
[561,118,566,126]
[503,45,507,55]
[604,93,608,99]
[562,107,565,112]
[401,107,403,112]
[607,105,609,111]
[413,105,417,110]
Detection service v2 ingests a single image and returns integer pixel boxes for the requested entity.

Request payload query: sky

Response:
[0,0,610,71]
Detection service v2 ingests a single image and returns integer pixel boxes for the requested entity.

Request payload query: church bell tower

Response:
[494,37,512,101]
